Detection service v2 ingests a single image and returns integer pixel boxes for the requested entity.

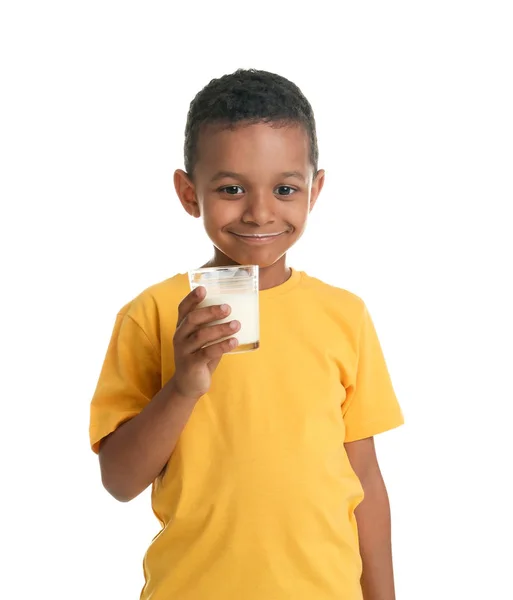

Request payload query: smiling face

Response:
[175,121,324,286]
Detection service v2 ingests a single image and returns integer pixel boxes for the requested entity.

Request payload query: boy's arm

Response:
[96,287,239,503]
[345,437,396,600]
[99,378,197,502]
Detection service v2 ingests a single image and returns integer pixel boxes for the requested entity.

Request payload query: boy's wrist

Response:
[165,377,201,405]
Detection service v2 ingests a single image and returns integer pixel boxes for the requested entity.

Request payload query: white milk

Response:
[199,291,259,346]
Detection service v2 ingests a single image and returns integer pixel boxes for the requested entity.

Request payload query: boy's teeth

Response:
[238,233,280,237]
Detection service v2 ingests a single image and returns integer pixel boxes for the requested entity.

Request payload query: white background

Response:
[1,1,512,598]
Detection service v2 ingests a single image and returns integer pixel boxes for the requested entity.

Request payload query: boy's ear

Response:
[174,169,201,218]
[309,169,325,212]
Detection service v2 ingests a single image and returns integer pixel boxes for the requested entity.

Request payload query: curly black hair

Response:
[184,68,319,176]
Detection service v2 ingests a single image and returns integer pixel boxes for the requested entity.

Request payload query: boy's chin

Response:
[214,249,286,270]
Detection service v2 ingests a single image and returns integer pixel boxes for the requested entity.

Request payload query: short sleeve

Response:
[89,309,161,453]
[342,303,404,442]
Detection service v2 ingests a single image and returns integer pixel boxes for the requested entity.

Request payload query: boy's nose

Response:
[241,191,276,225]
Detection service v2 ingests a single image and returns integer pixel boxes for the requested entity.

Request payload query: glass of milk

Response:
[188,265,259,354]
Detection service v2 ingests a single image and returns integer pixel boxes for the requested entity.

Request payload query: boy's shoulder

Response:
[117,272,189,321]
[299,271,366,316]
[142,272,190,302]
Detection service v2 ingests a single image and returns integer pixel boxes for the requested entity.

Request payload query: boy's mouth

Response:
[229,231,288,244]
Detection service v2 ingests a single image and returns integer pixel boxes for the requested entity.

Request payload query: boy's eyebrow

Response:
[280,171,307,181]
[210,171,242,182]
[210,170,306,182]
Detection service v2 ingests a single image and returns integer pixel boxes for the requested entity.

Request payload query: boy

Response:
[90,68,404,600]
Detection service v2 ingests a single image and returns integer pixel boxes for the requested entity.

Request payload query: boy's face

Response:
[175,122,324,270]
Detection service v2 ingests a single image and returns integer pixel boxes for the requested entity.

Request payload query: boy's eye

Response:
[220,185,244,195]
[275,185,296,196]
[218,185,296,197]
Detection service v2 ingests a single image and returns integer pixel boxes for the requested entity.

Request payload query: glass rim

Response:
[188,264,258,273]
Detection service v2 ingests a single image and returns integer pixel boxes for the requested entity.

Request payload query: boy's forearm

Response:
[356,474,396,600]
[99,378,198,502]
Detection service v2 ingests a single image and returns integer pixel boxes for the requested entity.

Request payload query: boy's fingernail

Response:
[229,320,239,330]
[221,304,230,313]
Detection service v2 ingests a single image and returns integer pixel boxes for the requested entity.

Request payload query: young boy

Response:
[90,68,404,600]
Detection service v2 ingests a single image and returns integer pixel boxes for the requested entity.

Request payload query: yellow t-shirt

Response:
[90,269,403,600]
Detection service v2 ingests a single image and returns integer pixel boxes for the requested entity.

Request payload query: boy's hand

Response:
[171,286,240,400]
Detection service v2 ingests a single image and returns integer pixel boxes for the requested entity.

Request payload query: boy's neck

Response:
[202,252,291,291]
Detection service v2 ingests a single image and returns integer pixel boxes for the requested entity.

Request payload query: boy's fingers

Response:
[177,287,206,326]
[176,304,232,342]
[188,303,231,327]
[184,320,240,354]
[197,337,239,361]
